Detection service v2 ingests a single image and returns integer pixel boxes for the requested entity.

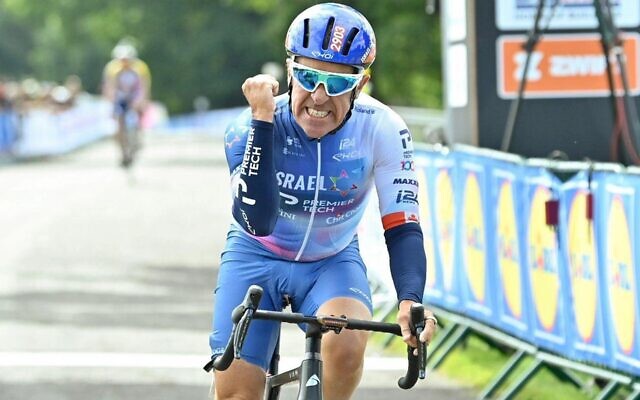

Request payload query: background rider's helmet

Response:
[111,40,138,60]
[285,3,376,71]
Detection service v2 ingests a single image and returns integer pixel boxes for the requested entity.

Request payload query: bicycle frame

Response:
[116,100,140,168]
[264,321,324,400]
[205,285,427,400]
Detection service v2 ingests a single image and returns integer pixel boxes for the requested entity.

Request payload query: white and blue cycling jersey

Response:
[224,93,421,263]
[209,92,427,367]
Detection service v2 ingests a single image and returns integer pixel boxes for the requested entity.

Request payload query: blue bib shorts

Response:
[209,228,373,371]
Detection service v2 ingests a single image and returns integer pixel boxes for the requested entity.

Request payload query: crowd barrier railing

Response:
[0,111,17,154]
[13,98,115,158]
[1,97,168,160]
[363,143,640,398]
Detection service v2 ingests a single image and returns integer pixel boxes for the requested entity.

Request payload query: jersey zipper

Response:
[295,139,321,261]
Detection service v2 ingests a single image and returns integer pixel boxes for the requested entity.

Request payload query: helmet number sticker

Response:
[330,26,346,52]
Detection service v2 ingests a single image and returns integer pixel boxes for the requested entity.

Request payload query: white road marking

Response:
[0,352,408,371]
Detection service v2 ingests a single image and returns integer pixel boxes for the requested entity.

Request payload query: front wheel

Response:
[119,110,140,168]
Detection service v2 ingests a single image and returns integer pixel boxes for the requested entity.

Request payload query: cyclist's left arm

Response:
[372,112,431,345]
[132,60,152,106]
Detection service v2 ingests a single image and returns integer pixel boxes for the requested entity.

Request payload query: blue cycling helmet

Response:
[285,3,376,70]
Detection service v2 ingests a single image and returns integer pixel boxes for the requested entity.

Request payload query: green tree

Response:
[0,0,442,112]
[223,0,443,108]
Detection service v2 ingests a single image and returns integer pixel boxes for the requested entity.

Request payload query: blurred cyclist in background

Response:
[208,3,437,399]
[102,38,151,167]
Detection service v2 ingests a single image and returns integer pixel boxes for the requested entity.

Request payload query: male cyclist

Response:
[209,3,437,399]
[102,39,151,167]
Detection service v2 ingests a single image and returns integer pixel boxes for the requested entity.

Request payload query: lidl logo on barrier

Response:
[529,186,560,332]
[497,180,523,318]
[416,169,437,289]
[607,195,636,354]
[497,33,640,99]
[568,190,598,343]
[464,172,486,303]
[436,169,455,290]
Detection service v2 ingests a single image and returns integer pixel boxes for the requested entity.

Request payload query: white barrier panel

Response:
[13,97,115,158]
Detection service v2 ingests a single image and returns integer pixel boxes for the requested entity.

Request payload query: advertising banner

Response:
[454,150,496,325]
[488,158,533,341]
[522,165,571,354]
[597,172,640,375]
[0,112,17,152]
[632,171,640,374]
[13,98,114,157]
[414,149,444,305]
[634,170,640,372]
[497,33,640,99]
[395,149,640,375]
[495,0,640,31]
[415,149,462,310]
[559,170,609,365]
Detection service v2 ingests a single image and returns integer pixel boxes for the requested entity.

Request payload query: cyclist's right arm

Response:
[101,60,117,102]
[227,75,280,236]
[224,75,280,236]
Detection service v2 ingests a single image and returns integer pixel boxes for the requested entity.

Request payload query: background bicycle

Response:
[116,99,140,168]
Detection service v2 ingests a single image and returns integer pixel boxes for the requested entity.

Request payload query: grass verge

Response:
[370,318,632,399]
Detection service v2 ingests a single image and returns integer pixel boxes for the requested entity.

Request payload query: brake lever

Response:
[409,303,427,379]
[233,307,254,359]
[207,285,264,371]
[397,303,427,389]
[232,285,263,358]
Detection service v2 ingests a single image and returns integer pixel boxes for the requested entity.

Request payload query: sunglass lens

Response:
[294,68,319,92]
[326,76,356,95]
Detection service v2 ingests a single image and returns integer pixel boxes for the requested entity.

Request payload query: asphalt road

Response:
[0,133,475,400]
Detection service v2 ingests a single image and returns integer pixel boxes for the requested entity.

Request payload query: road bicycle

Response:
[204,285,427,400]
[116,99,140,168]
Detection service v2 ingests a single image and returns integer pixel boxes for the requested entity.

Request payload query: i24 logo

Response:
[396,190,418,204]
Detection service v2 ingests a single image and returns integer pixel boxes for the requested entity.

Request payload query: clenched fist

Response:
[241,74,280,122]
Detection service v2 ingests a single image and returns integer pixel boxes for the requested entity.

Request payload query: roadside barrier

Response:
[10,97,114,158]
[1,98,168,159]
[364,143,640,399]
[160,107,245,136]
[0,111,17,153]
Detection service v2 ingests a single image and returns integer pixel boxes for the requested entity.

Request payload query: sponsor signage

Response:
[497,33,640,98]
[597,175,640,375]
[455,153,499,326]
[362,147,640,373]
[560,173,609,365]
[523,170,570,353]
[496,0,640,31]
